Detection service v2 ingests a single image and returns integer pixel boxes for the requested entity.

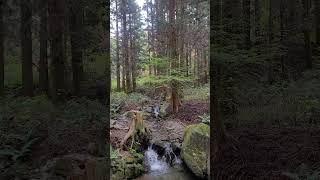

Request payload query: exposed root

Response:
[120,110,150,150]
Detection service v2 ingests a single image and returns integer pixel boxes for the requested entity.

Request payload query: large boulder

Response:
[181,123,210,179]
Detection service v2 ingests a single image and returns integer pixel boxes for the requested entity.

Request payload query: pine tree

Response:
[21,0,33,96]
[39,0,49,94]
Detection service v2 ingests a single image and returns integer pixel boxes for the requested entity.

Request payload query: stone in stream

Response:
[181,123,210,179]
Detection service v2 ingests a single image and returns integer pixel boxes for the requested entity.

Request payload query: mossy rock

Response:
[111,151,145,179]
[181,123,210,179]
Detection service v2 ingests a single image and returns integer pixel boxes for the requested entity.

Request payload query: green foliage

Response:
[282,164,320,180]
[149,57,170,69]
[111,91,150,106]
[184,85,209,101]
[110,146,120,160]
[61,97,107,123]
[0,129,39,162]
[199,114,210,125]
[129,148,144,163]
[4,62,39,88]
[137,75,193,87]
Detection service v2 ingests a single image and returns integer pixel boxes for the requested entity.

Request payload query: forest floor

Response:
[110,87,209,151]
[0,96,108,179]
[213,127,320,180]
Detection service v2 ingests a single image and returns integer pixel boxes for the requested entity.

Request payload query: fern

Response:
[0,130,39,162]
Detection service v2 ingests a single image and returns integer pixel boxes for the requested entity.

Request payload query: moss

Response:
[182,123,210,178]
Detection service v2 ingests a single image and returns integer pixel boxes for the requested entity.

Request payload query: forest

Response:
[0,0,319,179]
[211,0,320,179]
[0,0,111,179]
[110,0,209,179]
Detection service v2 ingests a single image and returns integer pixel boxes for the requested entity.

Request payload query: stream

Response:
[135,143,198,180]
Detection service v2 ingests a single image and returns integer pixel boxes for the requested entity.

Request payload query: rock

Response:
[181,123,210,179]
[160,102,171,117]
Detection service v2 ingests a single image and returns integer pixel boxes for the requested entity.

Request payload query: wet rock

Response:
[181,123,210,179]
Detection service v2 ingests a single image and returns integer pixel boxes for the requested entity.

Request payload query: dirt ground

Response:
[110,100,209,149]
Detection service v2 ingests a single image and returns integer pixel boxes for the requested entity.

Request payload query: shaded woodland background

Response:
[210,0,320,179]
[0,0,110,179]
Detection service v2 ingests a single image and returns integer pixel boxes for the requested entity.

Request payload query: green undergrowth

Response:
[0,95,108,178]
[184,84,209,101]
[137,75,193,87]
[232,70,320,128]
[111,92,150,116]
[4,62,39,88]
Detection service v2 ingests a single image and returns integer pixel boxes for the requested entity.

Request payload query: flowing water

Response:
[135,143,197,180]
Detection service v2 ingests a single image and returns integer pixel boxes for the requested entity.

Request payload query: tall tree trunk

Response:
[69,0,84,96]
[169,0,178,73]
[0,0,4,96]
[115,0,121,91]
[48,0,66,101]
[104,0,111,162]
[21,0,33,96]
[315,0,320,45]
[39,0,49,94]
[254,0,260,43]
[268,0,273,44]
[280,0,286,79]
[243,0,251,49]
[303,0,312,69]
[122,65,125,91]
[127,13,132,92]
[185,43,189,77]
[121,0,130,93]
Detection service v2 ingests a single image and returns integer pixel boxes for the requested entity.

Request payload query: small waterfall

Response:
[136,143,196,180]
[144,143,182,175]
[162,143,182,166]
[145,145,169,174]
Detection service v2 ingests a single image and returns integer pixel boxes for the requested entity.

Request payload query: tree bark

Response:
[211,53,226,149]
[303,0,312,69]
[39,0,49,94]
[243,0,251,49]
[0,0,4,96]
[115,0,121,91]
[169,0,178,73]
[121,0,130,93]
[21,0,33,96]
[48,0,66,101]
[315,0,320,44]
[69,0,84,96]
[268,0,273,44]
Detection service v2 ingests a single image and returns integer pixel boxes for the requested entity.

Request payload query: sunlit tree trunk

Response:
[115,0,121,91]
[169,0,178,73]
